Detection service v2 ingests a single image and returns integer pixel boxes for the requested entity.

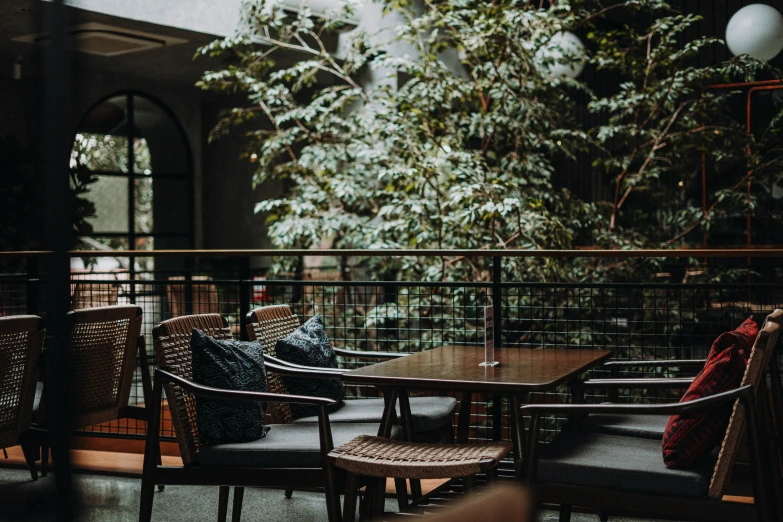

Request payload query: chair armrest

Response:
[519,385,755,483]
[155,368,337,406]
[147,368,338,465]
[602,359,705,369]
[333,347,408,359]
[263,355,347,377]
[521,384,750,417]
[571,377,694,390]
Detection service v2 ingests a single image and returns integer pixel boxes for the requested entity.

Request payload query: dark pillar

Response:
[43,1,74,519]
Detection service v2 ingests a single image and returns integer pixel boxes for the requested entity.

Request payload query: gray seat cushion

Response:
[292,396,457,433]
[199,422,401,468]
[537,431,716,498]
[583,413,669,439]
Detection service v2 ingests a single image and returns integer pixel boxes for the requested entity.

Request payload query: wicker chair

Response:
[141,313,399,522]
[329,436,513,521]
[246,305,458,438]
[563,314,783,522]
[567,316,776,441]
[166,276,220,317]
[247,305,459,504]
[521,309,783,522]
[29,305,149,476]
[0,315,44,480]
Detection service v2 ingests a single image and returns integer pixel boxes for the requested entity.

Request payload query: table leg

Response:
[394,479,409,511]
[373,477,386,518]
[511,394,527,477]
[379,389,399,438]
[456,391,472,443]
[398,389,415,441]
[398,390,423,501]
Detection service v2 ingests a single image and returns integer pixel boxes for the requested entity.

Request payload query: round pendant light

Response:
[536,31,585,79]
[726,4,783,61]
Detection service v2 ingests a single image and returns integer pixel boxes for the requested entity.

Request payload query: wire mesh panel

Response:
[503,282,783,440]
[1,252,781,448]
[258,281,490,354]
[0,276,36,317]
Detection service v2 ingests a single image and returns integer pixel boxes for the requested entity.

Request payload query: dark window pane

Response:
[133,96,190,175]
[82,175,129,234]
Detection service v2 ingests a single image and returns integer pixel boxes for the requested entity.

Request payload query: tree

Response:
[199,0,603,284]
[198,0,781,354]
[199,0,779,283]
[585,4,776,252]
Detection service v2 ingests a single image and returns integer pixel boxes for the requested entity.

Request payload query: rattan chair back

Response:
[152,313,232,465]
[0,316,44,449]
[38,306,142,429]
[708,309,783,497]
[166,276,220,318]
[246,305,300,424]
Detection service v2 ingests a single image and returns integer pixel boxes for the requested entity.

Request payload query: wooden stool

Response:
[328,435,513,521]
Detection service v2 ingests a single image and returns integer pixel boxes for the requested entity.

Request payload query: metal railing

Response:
[2,248,782,444]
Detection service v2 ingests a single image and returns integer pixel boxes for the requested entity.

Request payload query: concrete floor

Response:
[0,467,673,522]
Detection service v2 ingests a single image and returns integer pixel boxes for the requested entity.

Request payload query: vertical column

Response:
[43,0,74,517]
[127,94,136,253]
[127,94,137,304]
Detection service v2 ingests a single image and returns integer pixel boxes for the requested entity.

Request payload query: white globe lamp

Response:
[726,4,783,61]
[537,31,585,80]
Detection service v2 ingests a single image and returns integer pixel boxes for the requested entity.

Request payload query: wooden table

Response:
[341,345,612,471]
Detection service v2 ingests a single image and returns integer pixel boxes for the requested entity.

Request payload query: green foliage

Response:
[584,4,778,248]
[199,0,780,283]
[199,0,781,356]
[198,0,609,284]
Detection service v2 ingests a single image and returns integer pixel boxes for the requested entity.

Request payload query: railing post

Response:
[184,257,194,315]
[26,255,39,316]
[128,253,136,304]
[239,256,251,341]
[492,255,503,442]
[492,255,502,349]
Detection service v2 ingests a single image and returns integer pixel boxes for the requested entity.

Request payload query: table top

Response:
[340,345,612,393]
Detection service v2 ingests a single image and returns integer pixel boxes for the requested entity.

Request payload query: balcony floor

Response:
[0,466,680,522]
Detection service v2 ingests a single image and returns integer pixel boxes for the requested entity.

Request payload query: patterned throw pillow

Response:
[275,314,345,419]
[191,329,269,446]
[661,317,759,468]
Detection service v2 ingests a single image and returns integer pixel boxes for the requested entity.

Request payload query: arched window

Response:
[71,93,193,263]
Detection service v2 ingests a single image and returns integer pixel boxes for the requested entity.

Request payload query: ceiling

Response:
[0,0,226,86]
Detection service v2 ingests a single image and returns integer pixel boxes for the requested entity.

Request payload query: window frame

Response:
[73,91,195,257]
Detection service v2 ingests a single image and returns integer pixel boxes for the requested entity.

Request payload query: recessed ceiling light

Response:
[12,22,187,57]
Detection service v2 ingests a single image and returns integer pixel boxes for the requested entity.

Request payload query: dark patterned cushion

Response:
[191,329,269,446]
[662,317,758,468]
[275,314,345,419]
